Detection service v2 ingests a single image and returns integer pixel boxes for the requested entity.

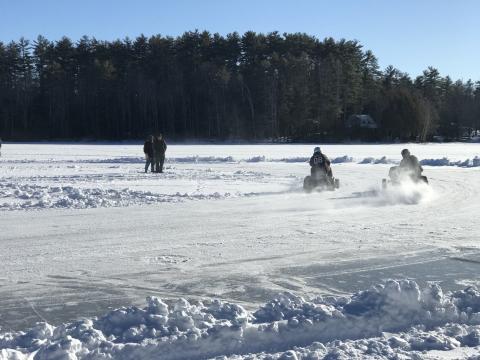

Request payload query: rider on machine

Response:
[309,146,333,184]
[389,148,426,183]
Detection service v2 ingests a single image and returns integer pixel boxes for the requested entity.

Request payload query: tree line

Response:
[1,31,479,141]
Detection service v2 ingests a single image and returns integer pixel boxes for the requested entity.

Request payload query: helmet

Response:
[401,149,410,157]
[314,146,321,153]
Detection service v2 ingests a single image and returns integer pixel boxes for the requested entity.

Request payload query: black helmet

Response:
[314,146,321,153]
[401,149,410,157]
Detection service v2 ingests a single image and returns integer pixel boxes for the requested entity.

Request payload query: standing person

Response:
[153,133,167,173]
[143,135,154,173]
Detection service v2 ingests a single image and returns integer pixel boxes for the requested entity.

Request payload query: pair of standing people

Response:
[144,134,167,173]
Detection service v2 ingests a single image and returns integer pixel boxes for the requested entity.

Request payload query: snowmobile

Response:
[382,166,428,189]
[303,169,340,192]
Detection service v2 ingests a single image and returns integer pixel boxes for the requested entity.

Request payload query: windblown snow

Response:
[1,143,480,359]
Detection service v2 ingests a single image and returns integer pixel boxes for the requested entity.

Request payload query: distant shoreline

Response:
[1,139,479,146]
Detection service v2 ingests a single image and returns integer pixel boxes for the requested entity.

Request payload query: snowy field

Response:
[1,142,480,359]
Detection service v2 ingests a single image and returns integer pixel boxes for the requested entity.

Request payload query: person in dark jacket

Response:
[399,149,423,177]
[309,146,333,180]
[389,148,424,182]
[153,133,167,173]
[143,135,154,173]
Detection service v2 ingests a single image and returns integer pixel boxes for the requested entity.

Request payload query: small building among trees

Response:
[345,114,378,141]
[346,114,378,129]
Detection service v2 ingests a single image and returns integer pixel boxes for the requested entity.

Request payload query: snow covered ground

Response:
[0,142,479,359]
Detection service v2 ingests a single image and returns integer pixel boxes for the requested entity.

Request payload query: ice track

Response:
[1,143,480,359]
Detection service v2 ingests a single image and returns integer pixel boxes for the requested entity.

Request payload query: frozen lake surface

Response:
[0,142,480,359]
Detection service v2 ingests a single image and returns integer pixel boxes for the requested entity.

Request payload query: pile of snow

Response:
[169,156,235,163]
[420,156,480,168]
[245,156,266,163]
[356,155,480,168]
[331,155,353,164]
[0,182,231,210]
[231,324,480,359]
[3,153,480,166]
[166,155,477,167]
[84,156,144,164]
[0,157,145,165]
[272,157,310,163]
[359,156,395,165]
[249,155,353,164]
[243,155,353,164]
[3,280,480,359]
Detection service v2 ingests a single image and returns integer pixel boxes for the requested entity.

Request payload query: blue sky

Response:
[0,0,478,81]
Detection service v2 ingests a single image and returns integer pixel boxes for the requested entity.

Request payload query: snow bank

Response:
[0,156,235,165]
[420,156,480,168]
[235,154,479,167]
[356,155,480,168]
[3,154,479,166]
[169,156,235,163]
[0,182,231,210]
[170,155,479,167]
[230,323,480,359]
[330,155,353,164]
[359,156,395,164]
[245,155,266,163]
[3,280,480,359]
[244,155,352,163]
[86,155,237,164]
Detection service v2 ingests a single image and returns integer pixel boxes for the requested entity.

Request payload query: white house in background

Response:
[346,114,378,129]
